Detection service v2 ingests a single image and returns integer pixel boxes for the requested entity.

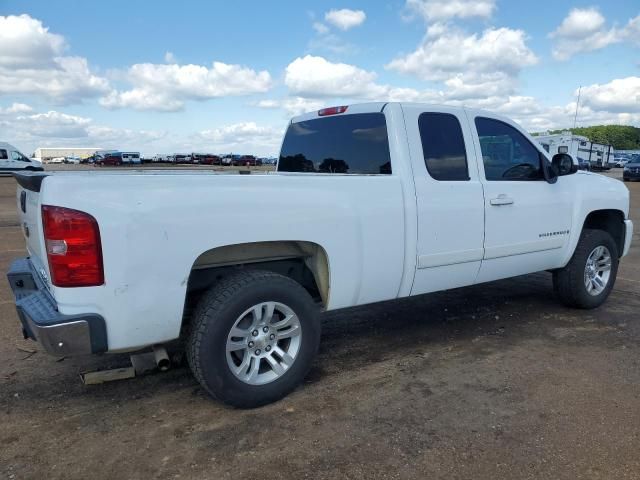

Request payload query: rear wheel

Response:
[187,270,321,408]
[553,229,619,309]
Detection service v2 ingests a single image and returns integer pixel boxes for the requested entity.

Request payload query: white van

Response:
[0,143,43,173]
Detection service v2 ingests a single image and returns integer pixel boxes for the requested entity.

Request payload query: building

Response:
[535,131,613,170]
[33,147,102,162]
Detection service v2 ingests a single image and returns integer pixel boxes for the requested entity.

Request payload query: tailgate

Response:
[14,172,50,283]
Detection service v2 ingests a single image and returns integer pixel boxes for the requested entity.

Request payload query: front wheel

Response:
[553,229,619,309]
[187,270,321,408]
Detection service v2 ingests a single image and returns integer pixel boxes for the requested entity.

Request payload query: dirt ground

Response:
[1,169,639,480]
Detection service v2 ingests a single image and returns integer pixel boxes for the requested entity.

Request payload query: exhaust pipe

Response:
[153,345,171,371]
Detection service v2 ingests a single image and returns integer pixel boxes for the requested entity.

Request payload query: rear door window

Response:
[278,113,391,174]
[0,149,7,160]
[419,112,469,181]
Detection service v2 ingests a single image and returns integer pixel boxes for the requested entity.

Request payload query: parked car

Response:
[614,159,628,168]
[193,153,221,165]
[48,157,65,164]
[95,152,123,166]
[64,156,81,164]
[7,103,633,408]
[233,155,260,166]
[0,142,43,172]
[623,162,640,181]
[577,157,591,171]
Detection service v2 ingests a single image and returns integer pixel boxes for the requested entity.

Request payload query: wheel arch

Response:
[581,209,625,257]
[182,240,330,329]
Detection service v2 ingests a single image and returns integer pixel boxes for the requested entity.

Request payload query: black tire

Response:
[553,229,619,309]
[187,270,321,408]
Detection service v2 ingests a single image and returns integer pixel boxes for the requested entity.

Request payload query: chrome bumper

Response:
[7,258,107,356]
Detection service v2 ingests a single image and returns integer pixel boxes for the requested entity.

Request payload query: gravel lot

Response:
[1,168,639,480]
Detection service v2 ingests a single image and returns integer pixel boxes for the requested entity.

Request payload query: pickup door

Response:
[402,105,485,294]
[466,112,574,282]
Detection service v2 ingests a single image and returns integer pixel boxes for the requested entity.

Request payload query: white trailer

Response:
[535,131,614,171]
[121,152,141,164]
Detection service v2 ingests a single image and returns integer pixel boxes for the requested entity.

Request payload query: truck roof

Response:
[290,102,506,124]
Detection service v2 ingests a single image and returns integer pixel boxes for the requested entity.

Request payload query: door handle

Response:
[490,194,514,206]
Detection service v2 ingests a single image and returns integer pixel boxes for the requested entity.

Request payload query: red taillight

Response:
[41,205,104,287]
[318,105,348,116]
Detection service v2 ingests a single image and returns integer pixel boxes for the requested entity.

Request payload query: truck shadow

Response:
[312,272,558,378]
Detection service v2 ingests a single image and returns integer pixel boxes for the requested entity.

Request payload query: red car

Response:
[96,153,123,166]
[195,154,221,165]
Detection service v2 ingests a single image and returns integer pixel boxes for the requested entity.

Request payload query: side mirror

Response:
[552,153,578,176]
[541,152,557,184]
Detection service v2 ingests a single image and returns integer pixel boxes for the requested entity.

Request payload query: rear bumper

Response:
[623,220,633,258]
[7,258,107,356]
[623,170,640,180]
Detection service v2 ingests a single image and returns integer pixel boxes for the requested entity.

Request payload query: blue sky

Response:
[1,0,638,156]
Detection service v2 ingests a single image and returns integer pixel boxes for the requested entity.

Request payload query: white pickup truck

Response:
[8,103,633,407]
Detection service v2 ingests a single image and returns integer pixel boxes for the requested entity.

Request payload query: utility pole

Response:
[573,86,582,130]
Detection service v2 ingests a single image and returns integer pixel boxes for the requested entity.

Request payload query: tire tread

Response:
[186,269,318,405]
[553,229,618,309]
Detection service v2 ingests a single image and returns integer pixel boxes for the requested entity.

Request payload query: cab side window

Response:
[475,117,543,181]
[11,151,30,162]
[419,112,469,181]
[0,149,7,160]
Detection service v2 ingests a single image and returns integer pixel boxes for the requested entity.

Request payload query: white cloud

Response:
[312,22,329,35]
[623,15,640,45]
[0,102,33,114]
[197,122,280,143]
[0,14,65,68]
[0,15,109,103]
[101,61,272,111]
[454,90,640,132]
[86,125,166,146]
[386,27,536,100]
[1,104,284,156]
[0,106,168,154]
[579,77,640,113]
[278,53,640,131]
[549,9,640,60]
[273,55,445,115]
[404,0,495,21]
[285,55,386,98]
[257,97,327,116]
[324,9,366,30]
[193,122,284,155]
[10,111,91,138]
[552,7,606,39]
[387,27,537,83]
[550,8,620,60]
[164,51,177,63]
